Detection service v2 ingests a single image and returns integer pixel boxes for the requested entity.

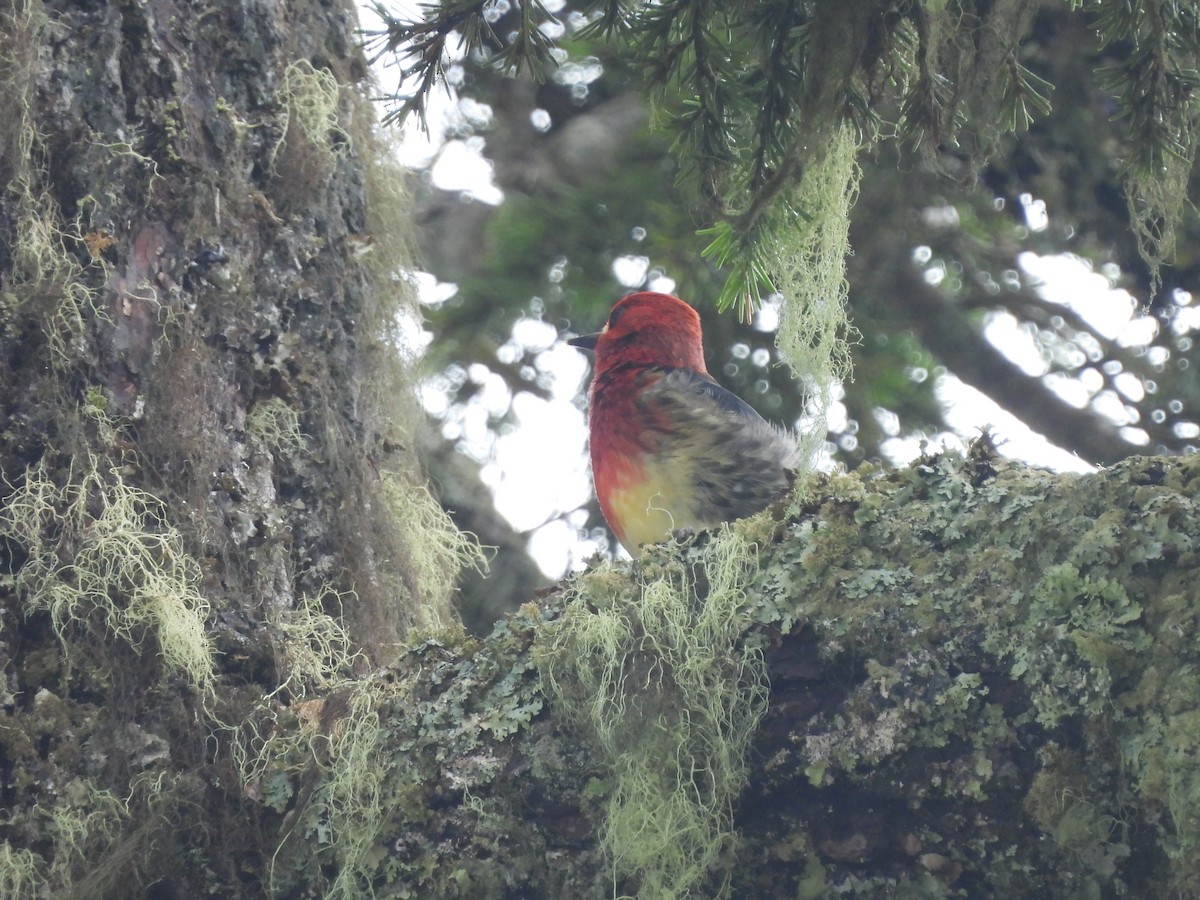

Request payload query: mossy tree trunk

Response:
[0,0,470,894]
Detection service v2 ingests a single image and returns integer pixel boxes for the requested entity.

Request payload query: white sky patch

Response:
[936,374,1095,473]
[751,294,783,332]
[1113,370,1145,402]
[383,271,457,359]
[394,306,433,360]
[825,389,849,433]
[921,204,960,228]
[527,515,608,579]
[612,255,650,287]
[430,140,504,203]
[1090,389,1135,426]
[1116,314,1159,348]
[647,273,677,295]
[511,317,558,353]
[1172,290,1200,334]
[1017,252,1148,341]
[540,341,590,399]
[363,1,505,203]
[880,431,966,466]
[454,402,498,462]
[1120,426,1151,445]
[873,407,900,436]
[411,270,459,305]
[492,391,591,532]
[1043,372,1091,409]
[983,311,1049,376]
[1018,192,1049,231]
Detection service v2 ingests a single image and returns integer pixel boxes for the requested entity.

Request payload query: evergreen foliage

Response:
[371,0,1200,307]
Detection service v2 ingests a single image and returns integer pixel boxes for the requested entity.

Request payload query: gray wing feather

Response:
[640,368,800,524]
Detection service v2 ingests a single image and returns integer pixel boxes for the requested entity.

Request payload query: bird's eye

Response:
[607,305,627,330]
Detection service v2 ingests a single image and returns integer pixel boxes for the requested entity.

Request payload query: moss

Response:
[1022,745,1125,874]
[0,452,216,695]
[536,529,769,898]
[734,448,1200,893]
[771,125,860,480]
[246,397,307,458]
[251,605,553,898]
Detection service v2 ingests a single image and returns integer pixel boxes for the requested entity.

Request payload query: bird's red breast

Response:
[572,292,799,551]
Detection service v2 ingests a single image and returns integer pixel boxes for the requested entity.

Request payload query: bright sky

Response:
[370,7,1159,579]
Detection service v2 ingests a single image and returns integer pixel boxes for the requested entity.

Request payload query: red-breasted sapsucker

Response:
[570,291,799,552]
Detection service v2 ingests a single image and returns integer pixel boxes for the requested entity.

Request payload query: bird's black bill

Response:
[567,333,599,350]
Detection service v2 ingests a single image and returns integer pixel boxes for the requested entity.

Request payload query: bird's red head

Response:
[571,292,708,376]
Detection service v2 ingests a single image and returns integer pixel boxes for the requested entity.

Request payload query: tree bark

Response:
[1,0,469,893]
[217,447,1200,896]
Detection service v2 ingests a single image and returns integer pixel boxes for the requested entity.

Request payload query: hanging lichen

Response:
[770,126,862,474]
[0,453,216,695]
[536,529,769,898]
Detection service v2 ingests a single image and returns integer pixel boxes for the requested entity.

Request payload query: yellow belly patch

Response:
[608,459,700,549]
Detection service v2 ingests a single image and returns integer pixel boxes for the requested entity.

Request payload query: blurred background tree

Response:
[368,0,1200,629]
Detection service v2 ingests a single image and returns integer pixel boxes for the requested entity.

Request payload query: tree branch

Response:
[254,448,1200,896]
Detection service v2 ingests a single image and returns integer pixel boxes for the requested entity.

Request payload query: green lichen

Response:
[223,449,1200,896]
[771,125,860,479]
[270,586,363,698]
[0,0,98,369]
[0,771,136,899]
[378,469,488,633]
[0,453,216,695]
[1,6,166,371]
[0,845,43,900]
[742,448,1200,894]
[244,606,550,898]
[246,397,306,458]
[339,90,486,636]
[270,59,350,171]
[44,782,129,881]
[287,679,396,900]
[2,5,491,899]
[227,78,491,896]
[537,529,768,898]
[265,58,354,215]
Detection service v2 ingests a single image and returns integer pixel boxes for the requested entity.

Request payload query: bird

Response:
[569,291,800,552]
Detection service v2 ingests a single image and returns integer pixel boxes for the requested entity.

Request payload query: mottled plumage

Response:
[570,292,799,551]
